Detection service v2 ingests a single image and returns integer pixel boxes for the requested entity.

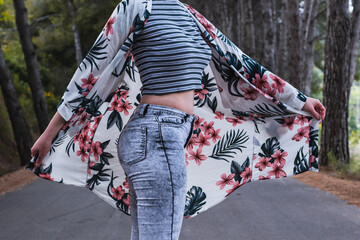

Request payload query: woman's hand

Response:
[30,111,67,166]
[30,133,53,166]
[301,97,326,121]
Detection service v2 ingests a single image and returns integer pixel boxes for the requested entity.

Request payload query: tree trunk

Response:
[240,0,256,57]
[320,0,351,165]
[13,0,49,133]
[301,0,319,96]
[261,0,276,70]
[0,45,33,166]
[349,0,360,86]
[286,0,302,90]
[276,0,288,79]
[68,0,83,65]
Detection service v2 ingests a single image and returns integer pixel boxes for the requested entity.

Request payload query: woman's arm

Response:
[30,111,66,161]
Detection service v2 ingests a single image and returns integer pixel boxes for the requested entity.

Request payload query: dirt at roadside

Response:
[0,167,359,209]
[0,168,38,196]
[293,169,360,208]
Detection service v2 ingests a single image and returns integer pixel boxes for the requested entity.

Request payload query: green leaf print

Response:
[209,129,249,162]
[249,102,290,117]
[259,137,280,160]
[293,146,309,174]
[79,33,109,72]
[184,186,207,218]
[230,156,250,183]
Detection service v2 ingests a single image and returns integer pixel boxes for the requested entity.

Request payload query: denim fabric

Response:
[117,103,196,240]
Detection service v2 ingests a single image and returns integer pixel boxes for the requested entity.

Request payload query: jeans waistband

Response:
[133,103,196,123]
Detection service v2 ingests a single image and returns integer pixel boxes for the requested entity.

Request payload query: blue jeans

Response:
[117,103,196,240]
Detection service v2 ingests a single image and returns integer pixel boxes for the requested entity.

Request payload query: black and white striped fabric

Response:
[131,0,212,95]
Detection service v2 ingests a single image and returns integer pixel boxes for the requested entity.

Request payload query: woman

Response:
[28,0,326,239]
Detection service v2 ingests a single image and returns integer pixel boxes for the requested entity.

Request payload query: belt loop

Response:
[139,103,149,116]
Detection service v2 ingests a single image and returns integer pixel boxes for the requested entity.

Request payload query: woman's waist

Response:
[140,90,195,116]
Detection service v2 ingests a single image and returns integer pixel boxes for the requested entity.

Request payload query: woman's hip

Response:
[117,103,196,168]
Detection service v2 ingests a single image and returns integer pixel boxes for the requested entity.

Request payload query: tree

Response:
[13,0,49,132]
[320,0,360,165]
[0,44,33,166]
[67,0,83,65]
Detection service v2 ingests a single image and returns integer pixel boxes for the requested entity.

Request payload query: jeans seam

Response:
[156,115,175,240]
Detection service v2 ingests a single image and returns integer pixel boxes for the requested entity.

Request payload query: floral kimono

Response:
[26,0,319,218]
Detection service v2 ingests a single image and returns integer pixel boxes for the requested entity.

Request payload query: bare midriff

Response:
[140,89,195,116]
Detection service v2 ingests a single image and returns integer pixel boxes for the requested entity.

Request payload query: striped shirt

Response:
[131,0,212,95]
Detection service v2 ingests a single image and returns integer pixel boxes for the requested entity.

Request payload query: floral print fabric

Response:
[25,0,319,218]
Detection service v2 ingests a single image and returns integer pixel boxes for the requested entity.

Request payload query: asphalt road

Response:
[0,176,359,240]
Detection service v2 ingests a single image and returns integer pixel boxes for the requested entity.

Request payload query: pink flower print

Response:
[309,155,316,167]
[82,121,91,133]
[225,181,246,197]
[267,163,287,178]
[120,90,129,99]
[271,150,288,168]
[225,116,244,127]
[123,177,129,189]
[296,114,308,126]
[187,148,207,166]
[193,12,217,39]
[200,121,215,136]
[111,185,125,200]
[255,156,272,171]
[81,73,99,92]
[292,126,310,143]
[76,145,89,162]
[194,84,208,99]
[259,175,270,180]
[90,115,103,137]
[254,73,271,93]
[185,152,190,166]
[93,114,103,126]
[39,173,54,181]
[105,16,116,36]
[214,111,224,120]
[269,73,286,93]
[240,167,252,183]
[123,194,130,207]
[78,132,91,150]
[282,116,296,130]
[216,173,235,190]
[209,128,221,143]
[109,98,122,112]
[241,86,259,101]
[88,161,96,175]
[77,112,88,126]
[194,132,212,149]
[194,116,204,130]
[90,141,103,161]
[186,134,198,152]
[267,87,277,98]
[243,68,250,80]
[73,132,81,144]
[118,100,133,115]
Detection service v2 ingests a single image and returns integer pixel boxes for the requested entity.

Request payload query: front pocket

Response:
[117,125,147,166]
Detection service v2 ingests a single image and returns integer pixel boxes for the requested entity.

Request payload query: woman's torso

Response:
[131,0,212,115]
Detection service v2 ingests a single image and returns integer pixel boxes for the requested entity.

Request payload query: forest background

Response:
[0,0,359,179]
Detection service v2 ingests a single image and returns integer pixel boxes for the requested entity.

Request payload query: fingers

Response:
[313,100,326,121]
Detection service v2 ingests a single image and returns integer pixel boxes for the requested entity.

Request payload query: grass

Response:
[322,145,360,181]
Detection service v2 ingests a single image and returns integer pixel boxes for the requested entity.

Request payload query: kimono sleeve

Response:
[56,0,141,122]
[237,52,308,111]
